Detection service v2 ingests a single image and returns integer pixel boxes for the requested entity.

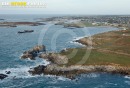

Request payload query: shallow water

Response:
[0,15,129,88]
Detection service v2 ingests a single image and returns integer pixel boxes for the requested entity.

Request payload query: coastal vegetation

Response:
[62,29,130,66]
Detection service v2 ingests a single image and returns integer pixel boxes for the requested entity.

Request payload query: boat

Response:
[18,30,34,34]
[24,30,34,32]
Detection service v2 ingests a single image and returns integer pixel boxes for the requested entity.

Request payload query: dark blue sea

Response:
[0,15,130,88]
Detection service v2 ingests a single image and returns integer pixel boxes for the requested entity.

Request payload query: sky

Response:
[0,0,130,15]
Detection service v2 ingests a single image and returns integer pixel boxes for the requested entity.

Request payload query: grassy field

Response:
[60,29,130,66]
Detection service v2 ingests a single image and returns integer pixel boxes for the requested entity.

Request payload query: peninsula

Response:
[21,27,130,79]
[16,15,130,79]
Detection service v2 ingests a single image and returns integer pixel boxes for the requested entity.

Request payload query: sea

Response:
[0,14,130,88]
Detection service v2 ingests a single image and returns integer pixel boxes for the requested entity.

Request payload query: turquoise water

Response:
[0,15,130,88]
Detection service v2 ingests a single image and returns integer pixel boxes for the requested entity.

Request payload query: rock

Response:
[21,45,46,60]
[0,74,8,80]
[28,64,130,80]
[28,65,46,75]
[5,71,11,74]
[39,64,86,79]
[39,53,48,59]
[75,37,93,46]
[21,53,36,60]
[33,45,46,53]
[39,53,68,65]
[60,48,68,53]
[51,54,68,65]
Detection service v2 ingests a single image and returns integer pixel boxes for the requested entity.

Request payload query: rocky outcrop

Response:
[60,48,68,53]
[39,53,68,65]
[5,71,11,74]
[21,45,46,60]
[28,64,130,79]
[22,44,130,79]
[29,65,46,75]
[0,74,8,80]
[75,37,93,46]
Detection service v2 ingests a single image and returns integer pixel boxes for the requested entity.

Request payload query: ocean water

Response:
[0,15,130,88]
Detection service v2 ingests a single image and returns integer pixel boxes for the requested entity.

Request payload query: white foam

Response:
[86,73,100,78]
[68,36,88,46]
[0,66,36,79]
[73,36,86,41]
[69,41,85,46]
[42,60,50,66]
[124,75,130,79]
[34,58,50,66]
[57,76,70,81]
[0,57,51,80]
[45,75,70,81]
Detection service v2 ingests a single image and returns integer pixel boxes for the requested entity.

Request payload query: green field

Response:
[60,29,130,66]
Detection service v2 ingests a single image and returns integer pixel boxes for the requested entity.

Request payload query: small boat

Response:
[18,30,34,34]
[18,31,26,33]
[24,30,34,32]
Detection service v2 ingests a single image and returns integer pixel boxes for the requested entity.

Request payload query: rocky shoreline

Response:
[21,45,46,60]
[20,43,130,79]
[28,64,130,79]
[18,26,130,80]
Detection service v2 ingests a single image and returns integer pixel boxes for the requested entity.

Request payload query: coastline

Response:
[1,15,130,88]
[29,64,130,79]
[20,26,130,79]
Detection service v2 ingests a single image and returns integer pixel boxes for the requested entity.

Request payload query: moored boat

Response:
[18,30,34,34]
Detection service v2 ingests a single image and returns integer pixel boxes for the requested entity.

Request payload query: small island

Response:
[0,22,45,27]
